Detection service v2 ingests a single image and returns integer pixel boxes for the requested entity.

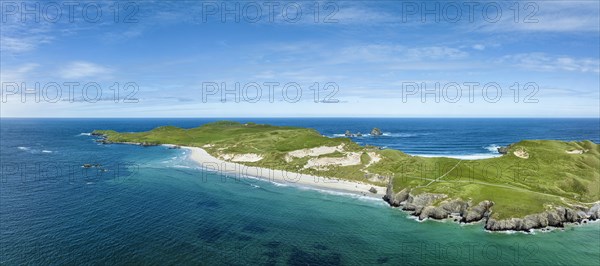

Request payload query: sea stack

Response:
[371,128,383,136]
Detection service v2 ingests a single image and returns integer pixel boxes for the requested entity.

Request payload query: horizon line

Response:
[1,116,599,119]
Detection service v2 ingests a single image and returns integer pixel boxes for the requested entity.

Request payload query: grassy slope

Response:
[94,121,600,219]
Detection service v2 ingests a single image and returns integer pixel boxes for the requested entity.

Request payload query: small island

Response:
[93,121,600,232]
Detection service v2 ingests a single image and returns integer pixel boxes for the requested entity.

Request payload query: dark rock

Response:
[383,178,410,207]
[140,142,158,147]
[96,139,113,144]
[369,187,377,194]
[344,130,352,137]
[497,146,509,154]
[82,164,93,168]
[370,128,383,136]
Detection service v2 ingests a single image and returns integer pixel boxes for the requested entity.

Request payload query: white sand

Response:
[365,152,382,167]
[513,149,529,159]
[304,152,362,169]
[220,153,263,162]
[285,144,345,162]
[183,146,386,198]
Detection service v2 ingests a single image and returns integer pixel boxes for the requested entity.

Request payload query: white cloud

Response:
[0,63,40,82]
[339,45,468,62]
[59,61,112,79]
[501,53,600,73]
[472,44,485,51]
[475,1,600,33]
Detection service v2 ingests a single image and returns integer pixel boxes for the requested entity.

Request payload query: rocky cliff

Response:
[383,178,600,232]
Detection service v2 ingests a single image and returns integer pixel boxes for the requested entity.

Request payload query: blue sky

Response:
[1,0,599,117]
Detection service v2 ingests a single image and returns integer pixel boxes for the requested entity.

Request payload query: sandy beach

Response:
[182,146,387,199]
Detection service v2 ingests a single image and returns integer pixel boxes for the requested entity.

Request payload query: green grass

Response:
[94,121,600,219]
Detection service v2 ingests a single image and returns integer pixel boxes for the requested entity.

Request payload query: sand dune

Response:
[184,146,386,198]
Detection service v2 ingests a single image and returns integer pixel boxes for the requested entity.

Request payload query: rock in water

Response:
[497,146,509,154]
[371,128,383,136]
[344,130,352,137]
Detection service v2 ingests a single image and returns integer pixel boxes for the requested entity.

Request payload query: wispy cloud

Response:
[500,53,600,73]
[475,1,599,33]
[472,44,486,51]
[0,63,40,82]
[59,61,112,79]
[338,44,469,63]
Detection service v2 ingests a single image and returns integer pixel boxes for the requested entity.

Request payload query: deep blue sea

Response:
[1,118,599,265]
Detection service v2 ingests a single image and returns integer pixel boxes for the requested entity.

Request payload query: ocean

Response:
[1,118,599,265]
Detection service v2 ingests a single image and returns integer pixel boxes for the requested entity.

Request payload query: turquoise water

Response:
[1,119,599,265]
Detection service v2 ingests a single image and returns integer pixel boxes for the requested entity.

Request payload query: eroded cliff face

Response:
[485,206,599,231]
[383,179,600,232]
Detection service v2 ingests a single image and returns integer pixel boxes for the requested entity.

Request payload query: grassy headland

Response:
[93,121,600,223]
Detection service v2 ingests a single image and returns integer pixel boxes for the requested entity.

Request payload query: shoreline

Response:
[182,144,600,233]
[89,131,600,233]
[181,146,387,199]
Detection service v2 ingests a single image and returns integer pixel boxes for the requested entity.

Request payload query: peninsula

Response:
[93,121,600,232]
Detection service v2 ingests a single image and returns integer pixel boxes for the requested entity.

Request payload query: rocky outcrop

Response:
[383,180,410,207]
[344,130,352,137]
[403,193,447,215]
[370,128,383,136]
[497,146,509,154]
[140,142,159,147]
[369,187,378,194]
[418,200,469,220]
[383,178,600,232]
[485,206,592,232]
[96,139,113,144]
[463,201,493,222]
[588,203,600,220]
[497,144,512,154]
